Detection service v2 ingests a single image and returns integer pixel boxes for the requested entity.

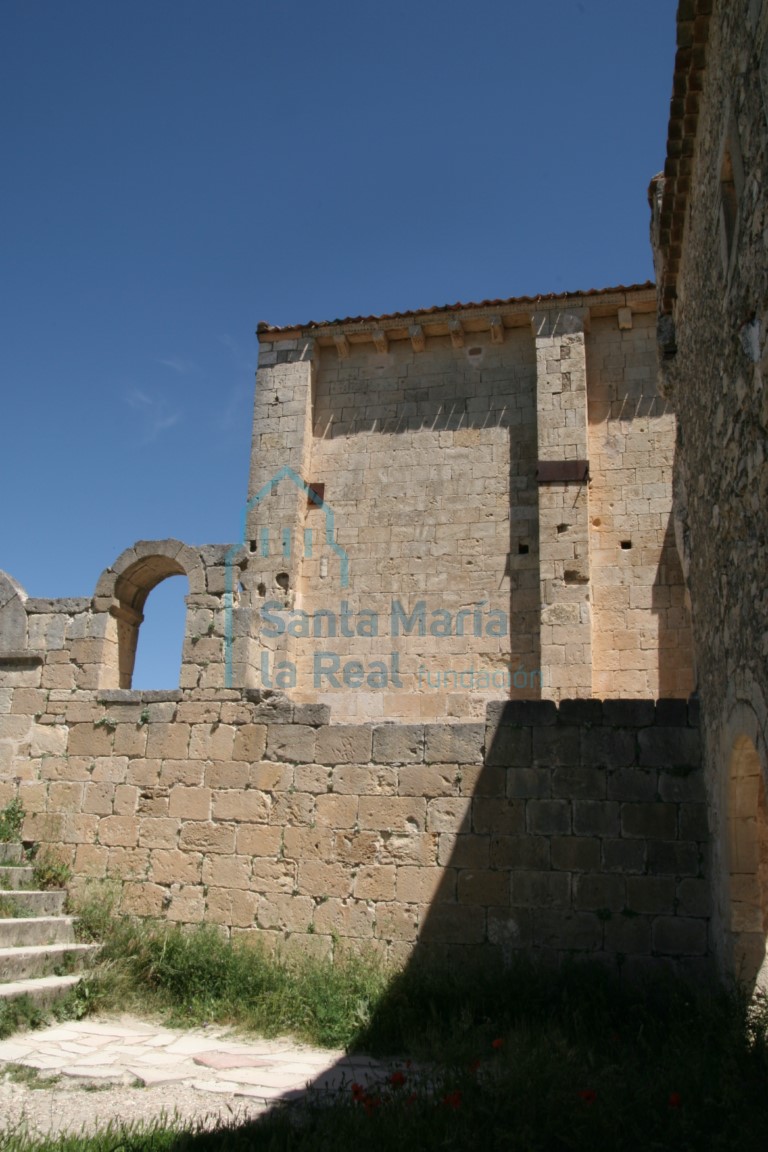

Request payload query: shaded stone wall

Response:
[0,677,708,976]
[651,0,768,981]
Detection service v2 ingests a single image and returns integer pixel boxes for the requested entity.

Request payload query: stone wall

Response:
[651,0,768,985]
[250,287,694,721]
[0,677,709,976]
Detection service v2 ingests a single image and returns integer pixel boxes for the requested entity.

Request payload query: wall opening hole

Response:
[620,540,632,550]
[307,482,325,509]
[257,582,266,597]
[518,542,529,555]
[249,540,257,553]
[468,347,482,356]
[557,523,569,534]
[131,574,188,690]
[276,572,290,591]
[592,517,602,527]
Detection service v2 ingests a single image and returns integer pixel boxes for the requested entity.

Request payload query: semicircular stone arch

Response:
[94,540,206,688]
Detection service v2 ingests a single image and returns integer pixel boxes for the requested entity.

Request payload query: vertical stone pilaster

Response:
[241,338,317,687]
[532,310,592,699]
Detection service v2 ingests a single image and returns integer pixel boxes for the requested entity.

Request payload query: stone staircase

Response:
[0,843,99,1010]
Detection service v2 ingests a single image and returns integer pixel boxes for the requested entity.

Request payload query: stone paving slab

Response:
[0,1014,395,1105]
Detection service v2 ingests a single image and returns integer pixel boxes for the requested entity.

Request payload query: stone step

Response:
[0,866,35,889]
[0,974,81,1008]
[0,844,23,865]
[0,916,77,948]
[0,943,99,982]
[0,890,67,917]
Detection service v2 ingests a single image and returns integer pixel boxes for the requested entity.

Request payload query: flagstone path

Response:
[0,1015,393,1138]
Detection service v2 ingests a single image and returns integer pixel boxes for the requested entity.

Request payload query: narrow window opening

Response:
[131,575,188,689]
[518,542,529,555]
[620,540,632,550]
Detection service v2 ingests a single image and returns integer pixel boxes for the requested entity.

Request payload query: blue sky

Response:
[0,0,677,687]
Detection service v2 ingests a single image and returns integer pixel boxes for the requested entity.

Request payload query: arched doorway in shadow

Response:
[727,734,768,990]
[131,574,188,690]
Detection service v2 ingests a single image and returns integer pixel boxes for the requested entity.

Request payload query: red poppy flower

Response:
[351,1082,365,1100]
[578,1089,597,1104]
[442,1090,462,1110]
[491,1038,503,1049]
[668,1092,682,1109]
[389,1070,406,1087]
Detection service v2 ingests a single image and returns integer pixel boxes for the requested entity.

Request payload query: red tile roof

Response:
[256,282,655,335]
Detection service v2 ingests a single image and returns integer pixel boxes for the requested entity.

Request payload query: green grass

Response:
[2,887,768,1150]
[0,799,24,844]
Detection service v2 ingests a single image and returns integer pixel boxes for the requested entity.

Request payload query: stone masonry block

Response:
[485,726,532,768]
[418,904,485,944]
[314,725,372,765]
[265,725,316,764]
[625,876,676,914]
[552,766,606,799]
[427,797,473,834]
[232,725,268,763]
[603,915,652,955]
[146,724,191,760]
[490,835,550,870]
[607,768,658,802]
[574,873,625,912]
[473,797,525,836]
[550,836,600,872]
[397,866,456,904]
[652,916,707,956]
[354,865,396,901]
[457,869,509,906]
[556,699,603,724]
[212,790,270,823]
[179,822,236,854]
[601,838,646,874]
[372,725,424,763]
[637,727,700,769]
[676,878,710,917]
[425,724,484,764]
[646,840,701,876]
[526,799,571,834]
[573,801,620,837]
[620,803,677,840]
[654,700,689,726]
[511,870,570,908]
[505,768,551,798]
[486,700,557,728]
[658,769,706,803]
[359,796,426,833]
[438,833,490,869]
[168,787,211,820]
[398,764,458,797]
[679,803,709,841]
[581,727,637,768]
[533,909,602,953]
[602,700,655,727]
[532,726,580,767]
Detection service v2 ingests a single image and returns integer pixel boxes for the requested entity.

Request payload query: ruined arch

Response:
[726,731,768,989]
[0,571,28,653]
[94,540,206,688]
